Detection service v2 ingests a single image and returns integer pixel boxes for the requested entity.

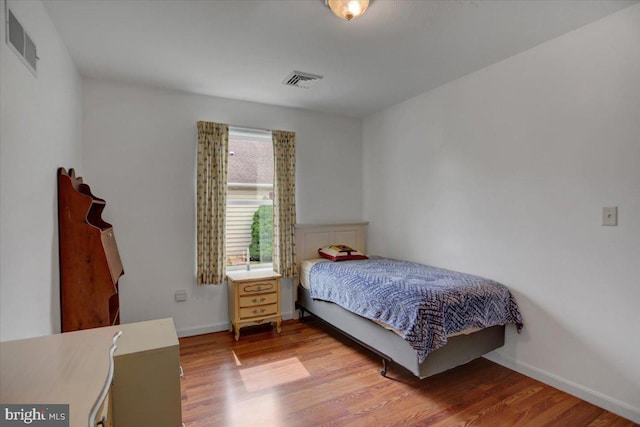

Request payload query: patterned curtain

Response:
[272,130,297,277]
[196,121,229,285]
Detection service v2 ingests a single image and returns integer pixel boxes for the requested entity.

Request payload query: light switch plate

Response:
[602,206,618,226]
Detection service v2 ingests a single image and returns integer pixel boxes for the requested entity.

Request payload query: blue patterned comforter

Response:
[309,257,523,363]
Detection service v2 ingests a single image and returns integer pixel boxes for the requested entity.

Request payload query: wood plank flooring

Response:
[179,319,636,426]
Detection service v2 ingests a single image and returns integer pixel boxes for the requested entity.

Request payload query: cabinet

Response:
[227,270,282,341]
[111,318,183,427]
[57,167,124,332]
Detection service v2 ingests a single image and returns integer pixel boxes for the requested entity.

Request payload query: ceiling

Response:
[43,0,637,118]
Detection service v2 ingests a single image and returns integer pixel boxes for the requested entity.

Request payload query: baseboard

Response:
[176,321,228,338]
[484,352,640,424]
[176,311,295,338]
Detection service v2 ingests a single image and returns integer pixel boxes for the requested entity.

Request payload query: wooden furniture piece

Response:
[57,167,124,332]
[0,326,121,427]
[111,318,183,427]
[294,223,506,379]
[0,318,182,427]
[227,269,282,341]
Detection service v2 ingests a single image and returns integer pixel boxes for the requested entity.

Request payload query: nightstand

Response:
[226,270,282,341]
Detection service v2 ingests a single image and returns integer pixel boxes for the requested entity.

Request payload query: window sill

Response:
[226,264,274,272]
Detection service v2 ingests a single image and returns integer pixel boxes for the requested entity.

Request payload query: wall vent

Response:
[282,71,323,89]
[5,7,38,75]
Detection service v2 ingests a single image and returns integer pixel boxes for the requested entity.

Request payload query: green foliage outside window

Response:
[249,205,273,262]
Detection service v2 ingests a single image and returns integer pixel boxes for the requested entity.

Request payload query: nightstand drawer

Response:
[239,280,277,295]
[240,293,277,308]
[240,303,278,319]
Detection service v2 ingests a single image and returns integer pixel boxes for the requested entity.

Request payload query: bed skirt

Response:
[297,285,505,378]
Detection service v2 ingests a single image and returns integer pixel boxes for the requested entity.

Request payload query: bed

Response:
[294,222,523,379]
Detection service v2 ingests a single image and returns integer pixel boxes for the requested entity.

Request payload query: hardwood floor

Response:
[179,319,635,426]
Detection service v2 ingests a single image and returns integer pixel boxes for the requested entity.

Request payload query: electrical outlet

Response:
[175,290,187,302]
[602,206,618,226]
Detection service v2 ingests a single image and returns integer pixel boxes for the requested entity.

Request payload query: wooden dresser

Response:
[0,318,182,427]
[226,270,282,340]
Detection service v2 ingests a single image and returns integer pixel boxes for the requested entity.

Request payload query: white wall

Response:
[0,0,83,341]
[363,5,640,422]
[81,79,362,336]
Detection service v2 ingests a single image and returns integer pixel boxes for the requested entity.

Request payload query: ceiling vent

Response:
[282,71,323,89]
[6,7,38,76]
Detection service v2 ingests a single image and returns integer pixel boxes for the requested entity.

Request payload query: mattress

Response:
[299,258,483,338]
[300,258,329,289]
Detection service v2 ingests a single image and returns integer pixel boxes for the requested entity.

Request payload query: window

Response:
[226,127,274,270]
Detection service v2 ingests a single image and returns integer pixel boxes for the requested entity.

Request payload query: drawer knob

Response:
[252,308,267,314]
[252,297,266,303]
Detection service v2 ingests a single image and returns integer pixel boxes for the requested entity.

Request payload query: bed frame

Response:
[294,222,505,378]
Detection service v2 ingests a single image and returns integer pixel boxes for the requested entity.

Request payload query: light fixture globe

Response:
[327,0,370,22]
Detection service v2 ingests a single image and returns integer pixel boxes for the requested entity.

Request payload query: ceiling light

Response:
[326,0,370,22]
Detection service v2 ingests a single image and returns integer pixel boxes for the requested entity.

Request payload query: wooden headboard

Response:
[295,222,368,267]
[293,222,368,314]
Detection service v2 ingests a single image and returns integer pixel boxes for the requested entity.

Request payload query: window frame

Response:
[225,127,274,272]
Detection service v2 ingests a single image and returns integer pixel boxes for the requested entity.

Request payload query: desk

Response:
[0,318,182,427]
[0,326,119,427]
